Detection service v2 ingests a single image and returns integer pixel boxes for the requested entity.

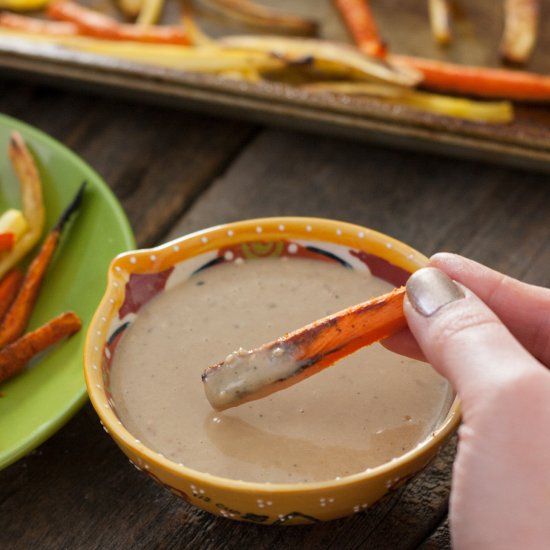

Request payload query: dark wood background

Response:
[0,78,549,549]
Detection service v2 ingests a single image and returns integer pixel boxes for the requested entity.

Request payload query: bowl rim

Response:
[84,216,461,494]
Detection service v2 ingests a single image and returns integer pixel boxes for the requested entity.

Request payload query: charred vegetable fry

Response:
[202,0,317,36]
[47,1,190,45]
[500,0,539,64]
[392,54,550,101]
[202,287,407,411]
[0,182,85,348]
[219,35,421,86]
[428,0,452,46]
[0,269,23,322]
[333,0,386,58]
[0,311,81,384]
[302,81,514,123]
[0,132,45,281]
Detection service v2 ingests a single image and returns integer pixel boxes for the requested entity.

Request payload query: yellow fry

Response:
[0,132,45,280]
[136,0,165,26]
[428,0,452,46]
[301,82,514,124]
[500,0,539,64]
[219,35,422,86]
[0,0,48,11]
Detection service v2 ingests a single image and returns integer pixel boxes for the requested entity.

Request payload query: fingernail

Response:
[407,267,465,317]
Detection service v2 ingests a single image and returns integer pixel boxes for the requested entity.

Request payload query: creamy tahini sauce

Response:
[110,257,452,484]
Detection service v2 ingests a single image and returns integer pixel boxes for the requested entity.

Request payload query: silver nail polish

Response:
[407,267,465,317]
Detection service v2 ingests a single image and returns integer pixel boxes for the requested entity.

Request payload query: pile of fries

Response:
[0,132,82,386]
[0,0,548,123]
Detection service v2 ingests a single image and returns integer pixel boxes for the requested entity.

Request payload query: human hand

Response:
[384,253,550,549]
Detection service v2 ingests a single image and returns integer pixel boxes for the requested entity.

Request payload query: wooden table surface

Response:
[1,79,549,550]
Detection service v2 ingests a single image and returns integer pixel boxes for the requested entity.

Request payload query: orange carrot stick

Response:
[47,1,190,45]
[391,54,550,102]
[0,12,79,36]
[500,0,539,64]
[0,183,84,348]
[333,0,387,58]
[0,312,81,384]
[202,286,406,410]
[0,269,24,322]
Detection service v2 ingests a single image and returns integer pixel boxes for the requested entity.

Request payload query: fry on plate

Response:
[0,311,81,384]
[0,182,85,348]
[0,132,45,281]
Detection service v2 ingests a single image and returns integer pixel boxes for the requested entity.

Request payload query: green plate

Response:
[0,113,135,469]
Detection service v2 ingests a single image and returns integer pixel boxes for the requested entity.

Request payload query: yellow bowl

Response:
[84,217,461,525]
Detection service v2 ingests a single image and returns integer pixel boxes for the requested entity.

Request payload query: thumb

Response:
[404,267,543,407]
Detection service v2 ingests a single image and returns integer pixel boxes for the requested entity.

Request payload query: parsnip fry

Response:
[302,81,514,123]
[116,0,143,18]
[428,0,452,46]
[219,35,422,86]
[181,3,216,46]
[202,0,317,36]
[136,0,165,26]
[0,182,85,348]
[202,287,407,411]
[0,269,23,322]
[0,132,45,281]
[500,0,539,64]
[0,0,48,10]
[0,312,81,385]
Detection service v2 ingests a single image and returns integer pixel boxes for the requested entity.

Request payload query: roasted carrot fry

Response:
[428,0,452,46]
[0,269,23,322]
[47,1,190,45]
[391,54,550,101]
[0,182,85,348]
[202,286,407,410]
[500,0,539,64]
[0,12,79,36]
[333,0,386,58]
[0,132,45,280]
[0,311,81,385]
[202,0,318,36]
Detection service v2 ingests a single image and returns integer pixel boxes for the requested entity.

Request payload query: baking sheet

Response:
[1,0,550,172]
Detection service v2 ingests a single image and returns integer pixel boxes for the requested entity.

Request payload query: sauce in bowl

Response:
[110,256,452,484]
